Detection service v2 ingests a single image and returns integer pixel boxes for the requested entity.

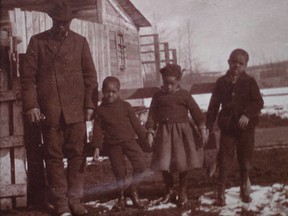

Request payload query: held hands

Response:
[200,128,209,147]
[93,148,100,161]
[85,108,94,121]
[238,115,249,129]
[147,132,154,149]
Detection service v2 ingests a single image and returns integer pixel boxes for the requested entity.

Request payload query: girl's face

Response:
[102,82,120,103]
[162,76,180,93]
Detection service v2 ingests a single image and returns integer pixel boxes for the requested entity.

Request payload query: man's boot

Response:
[129,184,145,209]
[112,180,126,212]
[215,184,226,206]
[240,171,252,203]
[177,172,188,207]
[161,171,177,204]
[67,157,87,215]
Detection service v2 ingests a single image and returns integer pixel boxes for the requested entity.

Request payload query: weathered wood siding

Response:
[104,0,143,89]
[0,42,26,209]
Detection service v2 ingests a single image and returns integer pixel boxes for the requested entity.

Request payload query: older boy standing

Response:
[206,49,264,206]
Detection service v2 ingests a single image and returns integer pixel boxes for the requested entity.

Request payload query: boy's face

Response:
[102,82,120,103]
[228,54,248,77]
[162,76,180,93]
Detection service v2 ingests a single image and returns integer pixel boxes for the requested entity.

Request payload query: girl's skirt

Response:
[151,122,204,172]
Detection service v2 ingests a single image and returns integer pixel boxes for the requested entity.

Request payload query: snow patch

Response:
[198,184,288,216]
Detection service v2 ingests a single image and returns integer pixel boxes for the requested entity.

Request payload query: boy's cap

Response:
[229,48,249,62]
[160,64,182,79]
[48,0,74,22]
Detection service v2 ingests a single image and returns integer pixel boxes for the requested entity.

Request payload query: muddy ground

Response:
[1,115,288,216]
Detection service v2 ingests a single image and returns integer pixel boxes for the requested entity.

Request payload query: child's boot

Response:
[161,171,176,203]
[112,181,126,212]
[216,184,226,206]
[177,172,188,207]
[129,184,145,209]
[240,171,252,203]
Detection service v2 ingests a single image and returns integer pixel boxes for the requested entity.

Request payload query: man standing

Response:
[206,49,264,206]
[21,1,98,215]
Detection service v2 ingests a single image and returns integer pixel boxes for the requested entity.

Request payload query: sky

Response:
[130,0,288,72]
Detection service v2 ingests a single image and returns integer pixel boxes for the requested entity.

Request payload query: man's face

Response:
[102,82,120,103]
[228,54,248,77]
[52,20,71,36]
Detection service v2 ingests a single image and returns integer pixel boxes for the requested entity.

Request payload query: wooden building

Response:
[0,0,151,209]
[1,0,151,88]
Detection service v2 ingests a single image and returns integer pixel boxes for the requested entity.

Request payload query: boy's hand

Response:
[85,108,94,121]
[93,148,100,161]
[200,128,209,147]
[147,133,154,148]
[238,115,249,129]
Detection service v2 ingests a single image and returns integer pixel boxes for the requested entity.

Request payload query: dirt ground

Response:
[2,147,288,216]
[1,115,288,216]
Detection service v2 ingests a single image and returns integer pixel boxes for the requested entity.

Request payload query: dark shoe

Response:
[69,203,88,215]
[215,188,226,206]
[240,192,252,203]
[130,189,145,209]
[177,171,188,207]
[177,196,188,208]
[240,175,252,203]
[59,213,72,216]
[161,189,177,204]
[112,196,126,212]
[56,206,71,216]
[177,189,188,207]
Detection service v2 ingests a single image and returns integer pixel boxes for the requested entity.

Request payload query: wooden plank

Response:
[39,12,45,33]
[25,11,33,46]
[105,26,111,78]
[12,77,26,207]
[0,23,12,209]
[14,8,25,53]
[97,0,105,24]
[44,13,52,30]
[0,184,26,198]
[0,135,24,149]
[32,11,40,35]
[14,147,27,207]
[8,10,17,37]
[0,90,16,102]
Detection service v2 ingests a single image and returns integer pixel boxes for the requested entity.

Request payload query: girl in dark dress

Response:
[146,64,208,207]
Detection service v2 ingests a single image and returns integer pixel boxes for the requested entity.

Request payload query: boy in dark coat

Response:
[92,76,147,211]
[206,49,264,206]
[21,1,98,215]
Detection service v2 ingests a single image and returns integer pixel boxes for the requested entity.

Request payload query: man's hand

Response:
[238,115,249,129]
[25,108,41,124]
[147,133,154,148]
[85,108,94,121]
[93,148,100,161]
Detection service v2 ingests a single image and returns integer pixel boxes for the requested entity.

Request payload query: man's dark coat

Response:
[21,30,98,126]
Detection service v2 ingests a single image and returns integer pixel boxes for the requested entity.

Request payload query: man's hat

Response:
[48,0,74,22]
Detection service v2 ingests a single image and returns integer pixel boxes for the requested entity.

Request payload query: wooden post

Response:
[163,42,170,65]
[153,34,160,84]
[171,49,177,64]
[97,0,105,24]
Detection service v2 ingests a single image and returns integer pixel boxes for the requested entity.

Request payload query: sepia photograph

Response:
[0,0,288,215]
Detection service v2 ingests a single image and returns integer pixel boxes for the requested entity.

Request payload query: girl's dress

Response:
[146,87,205,172]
